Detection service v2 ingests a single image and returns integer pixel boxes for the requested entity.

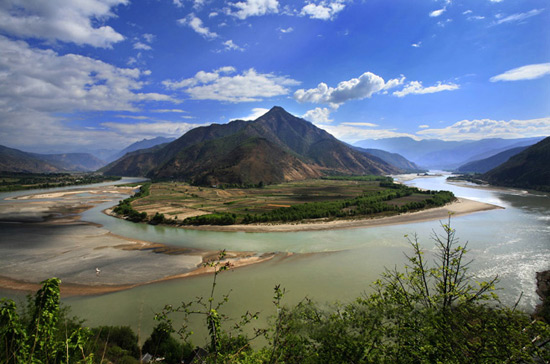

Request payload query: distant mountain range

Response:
[354,137,544,169]
[101,107,400,184]
[483,137,550,192]
[0,145,105,173]
[106,137,176,163]
[456,146,529,174]
[353,147,424,173]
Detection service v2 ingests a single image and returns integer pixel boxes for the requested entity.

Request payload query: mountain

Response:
[106,137,176,163]
[456,146,528,174]
[101,107,399,184]
[483,137,550,192]
[353,147,424,173]
[354,137,544,169]
[0,145,104,173]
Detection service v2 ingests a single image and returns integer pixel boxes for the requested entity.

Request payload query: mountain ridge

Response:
[101,107,399,184]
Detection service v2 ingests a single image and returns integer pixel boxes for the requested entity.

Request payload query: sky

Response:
[0,0,549,155]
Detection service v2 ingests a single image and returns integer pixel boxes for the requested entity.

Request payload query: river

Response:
[1,174,549,344]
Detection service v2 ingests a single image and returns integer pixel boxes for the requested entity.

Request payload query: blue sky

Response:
[0,0,549,154]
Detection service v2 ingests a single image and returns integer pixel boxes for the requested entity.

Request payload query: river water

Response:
[1,175,549,344]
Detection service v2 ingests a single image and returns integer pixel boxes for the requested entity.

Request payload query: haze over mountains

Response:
[0,145,105,173]
[354,137,544,170]
[101,107,401,184]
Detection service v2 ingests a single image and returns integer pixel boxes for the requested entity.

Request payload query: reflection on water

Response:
[2,174,549,344]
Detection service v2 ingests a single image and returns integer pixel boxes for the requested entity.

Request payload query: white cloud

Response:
[490,63,550,82]
[280,27,294,33]
[419,124,430,129]
[468,15,485,21]
[101,120,206,139]
[303,107,333,124]
[496,9,544,24]
[0,36,176,114]
[163,67,236,89]
[133,41,152,50]
[320,124,417,144]
[342,122,378,127]
[209,12,219,17]
[152,109,188,113]
[178,13,218,39]
[463,10,473,15]
[294,72,404,106]
[229,0,279,19]
[0,35,179,152]
[223,39,245,51]
[231,107,270,121]
[173,0,184,7]
[429,7,446,17]
[393,81,459,97]
[411,42,422,48]
[489,0,503,3]
[163,67,300,102]
[143,33,155,43]
[417,117,550,141]
[301,1,346,20]
[0,0,127,48]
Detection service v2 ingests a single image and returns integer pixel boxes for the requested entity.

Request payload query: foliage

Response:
[243,185,454,224]
[112,183,151,222]
[86,326,140,364]
[182,213,237,226]
[0,278,93,364]
[141,322,193,364]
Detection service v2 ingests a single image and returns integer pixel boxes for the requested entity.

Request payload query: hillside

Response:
[456,146,528,173]
[101,107,399,184]
[355,137,543,169]
[483,137,550,192]
[0,145,105,173]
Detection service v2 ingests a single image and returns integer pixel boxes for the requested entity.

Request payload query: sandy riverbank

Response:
[0,185,280,296]
[0,252,279,297]
[140,197,502,233]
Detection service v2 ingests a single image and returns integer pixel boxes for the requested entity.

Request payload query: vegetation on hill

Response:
[101,107,399,185]
[483,136,550,192]
[2,222,549,363]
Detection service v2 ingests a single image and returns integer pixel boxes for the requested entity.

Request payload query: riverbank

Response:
[0,184,281,296]
[106,197,502,233]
